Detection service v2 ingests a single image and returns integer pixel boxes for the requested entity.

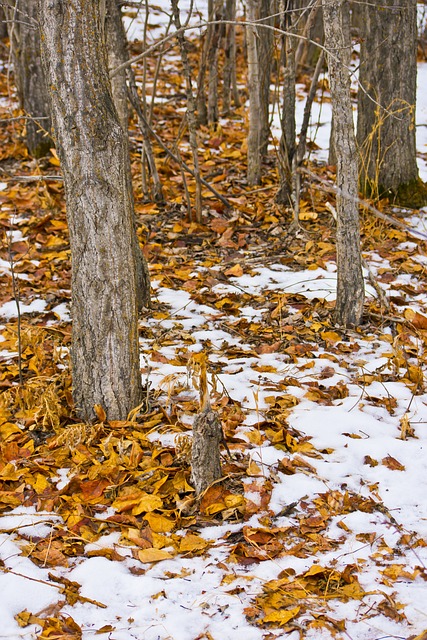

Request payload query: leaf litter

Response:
[1,6,427,640]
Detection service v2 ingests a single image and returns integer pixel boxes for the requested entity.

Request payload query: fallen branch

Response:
[301,166,427,241]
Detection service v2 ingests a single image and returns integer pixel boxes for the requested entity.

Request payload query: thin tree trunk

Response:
[171,0,203,221]
[38,0,145,421]
[104,0,154,307]
[105,0,129,132]
[207,0,223,125]
[5,0,51,157]
[222,0,239,114]
[0,7,7,39]
[246,0,262,185]
[322,0,364,326]
[276,0,296,204]
[258,0,274,156]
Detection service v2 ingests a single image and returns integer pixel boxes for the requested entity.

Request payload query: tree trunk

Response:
[246,0,262,185]
[276,0,296,204]
[207,0,223,124]
[38,0,145,421]
[171,0,203,221]
[0,7,7,40]
[322,0,364,327]
[357,0,425,206]
[258,0,274,156]
[222,0,239,115]
[5,0,51,157]
[296,0,324,72]
[105,0,129,132]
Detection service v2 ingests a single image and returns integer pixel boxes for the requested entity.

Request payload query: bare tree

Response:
[5,0,50,157]
[258,0,275,156]
[222,0,240,115]
[246,0,262,185]
[171,0,203,221]
[357,0,426,206]
[38,0,147,421]
[0,6,7,39]
[322,0,364,326]
[276,0,297,204]
[105,0,129,132]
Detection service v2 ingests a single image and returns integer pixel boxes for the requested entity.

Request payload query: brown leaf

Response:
[382,455,405,471]
[404,308,427,330]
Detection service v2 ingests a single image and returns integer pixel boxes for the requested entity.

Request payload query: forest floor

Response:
[1,6,427,640]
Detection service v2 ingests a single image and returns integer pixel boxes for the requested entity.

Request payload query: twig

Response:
[7,225,23,385]
[300,166,427,241]
[136,111,232,208]
[110,18,400,120]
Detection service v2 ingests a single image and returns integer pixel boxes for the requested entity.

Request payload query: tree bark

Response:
[171,0,203,221]
[222,0,240,114]
[246,0,262,185]
[0,7,7,40]
[191,406,223,496]
[276,0,296,204]
[5,0,51,157]
[322,0,364,326]
[357,0,423,205]
[258,0,274,156]
[38,0,145,421]
[105,0,129,132]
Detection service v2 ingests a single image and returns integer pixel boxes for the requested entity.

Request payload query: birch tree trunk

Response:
[5,0,51,157]
[38,0,145,421]
[246,0,262,185]
[322,0,364,326]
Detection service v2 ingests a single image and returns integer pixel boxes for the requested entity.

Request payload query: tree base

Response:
[392,178,427,209]
[361,177,427,209]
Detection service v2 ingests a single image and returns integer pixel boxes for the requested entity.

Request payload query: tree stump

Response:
[191,405,223,496]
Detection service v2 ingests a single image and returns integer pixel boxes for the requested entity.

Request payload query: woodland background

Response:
[1,1,427,639]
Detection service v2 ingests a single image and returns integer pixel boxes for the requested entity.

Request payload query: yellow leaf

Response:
[321,331,341,344]
[112,491,163,515]
[0,422,21,441]
[32,473,49,494]
[299,210,318,221]
[262,607,300,626]
[138,548,173,563]
[246,460,262,476]
[132,493,163,515]
[225,264,244,277]
[15,611,33,628]
[204,501,226,516]
[144,512,175,533]
[224,494,245,509]
[179,534,210,553]
[246,429,265,445]
[93,404,106,422]
[304,565,327,577]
